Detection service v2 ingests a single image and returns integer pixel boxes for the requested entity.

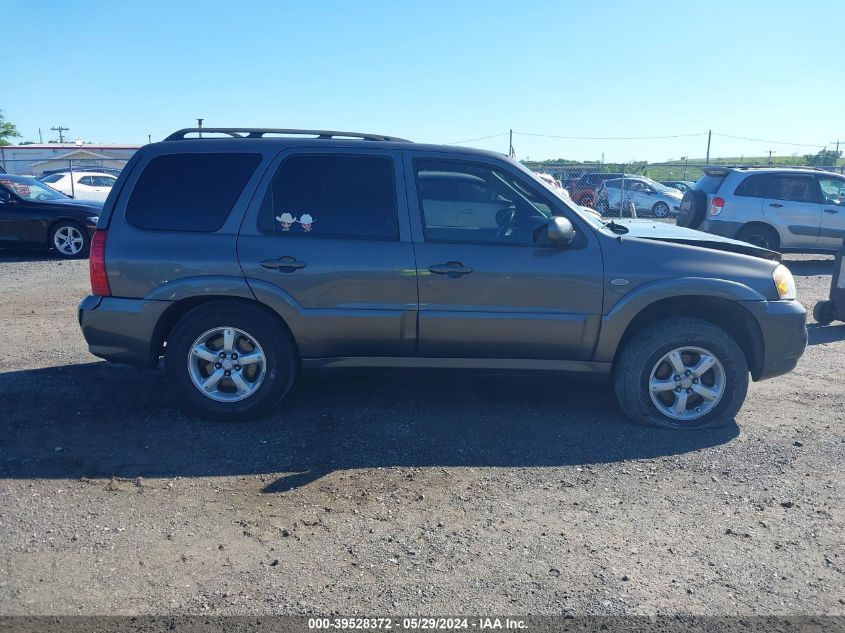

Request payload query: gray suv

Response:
[78,128,808,430]
[677,166,845,252]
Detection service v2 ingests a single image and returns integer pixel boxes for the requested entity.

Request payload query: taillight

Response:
[710,196,725,216]
[89,230,111,296]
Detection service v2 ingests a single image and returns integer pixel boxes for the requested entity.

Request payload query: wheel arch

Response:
[151,295,299,362]
[46,217,86,246]
[739,221,782,249]
[606,295,765,380]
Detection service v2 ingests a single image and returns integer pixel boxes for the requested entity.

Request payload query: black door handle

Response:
[769,203,783,208]
[823,208,839,214]
[261,256,306,272]
[429,262,473,277]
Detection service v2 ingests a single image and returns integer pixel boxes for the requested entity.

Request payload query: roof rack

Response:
[163,128,410,142]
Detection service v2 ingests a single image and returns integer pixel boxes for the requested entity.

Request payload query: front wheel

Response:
[614,317,748,429]
[50,222,89,258]
[165,301,298,419]
[651,202,670,218]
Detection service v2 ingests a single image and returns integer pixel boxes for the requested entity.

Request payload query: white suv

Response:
[677,167,845,252]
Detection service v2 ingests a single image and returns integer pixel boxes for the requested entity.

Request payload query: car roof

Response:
[703,166,845,178]
[0,174,41,183]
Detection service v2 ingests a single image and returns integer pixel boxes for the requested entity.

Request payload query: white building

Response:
[0,144,140,176]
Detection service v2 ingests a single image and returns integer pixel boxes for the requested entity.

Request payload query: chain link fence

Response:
[528,161,845,218]
[0,158,131,204]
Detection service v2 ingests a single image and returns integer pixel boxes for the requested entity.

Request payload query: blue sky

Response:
[4,0,843,162]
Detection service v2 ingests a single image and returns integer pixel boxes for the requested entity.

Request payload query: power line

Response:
[514,131,707,140]
[712,133,827,148]
[448,132,509,145]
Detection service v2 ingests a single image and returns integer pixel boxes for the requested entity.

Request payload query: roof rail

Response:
[707,164,835,172]
[163,128,410,142]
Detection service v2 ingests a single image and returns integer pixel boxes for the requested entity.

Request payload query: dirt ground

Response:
[0,251,843,616]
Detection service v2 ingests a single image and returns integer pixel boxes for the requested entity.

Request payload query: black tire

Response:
[165,301,298,420]
[737,224,780,252]
[614,317,749,430]
[651,201,670,218]
[49,221,89,259]
[676,190,707,228]
[813,299,836,325]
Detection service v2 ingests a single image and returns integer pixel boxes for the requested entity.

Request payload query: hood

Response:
[614,220,780,262]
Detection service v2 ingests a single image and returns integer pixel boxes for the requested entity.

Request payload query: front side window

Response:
[259,154,398,240]
[90,175,116,187]
[0,176,68,201]
[126,153,261,232]
[769,176,820,203]
[818,176,845,206]
[79,176,95,186]
[414,159,553,245]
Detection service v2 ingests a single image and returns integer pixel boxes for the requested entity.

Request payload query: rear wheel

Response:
[165,301,298,419]
[614,318,748,429]
[50,222,89,258]
[738,224,780,251]
[813,299,836,325]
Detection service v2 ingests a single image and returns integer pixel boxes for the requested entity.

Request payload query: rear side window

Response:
[259,154,398,240]
[694,173,726,194]
[734,174,769,198]
[769,175,820,203]
[126,153,261,231]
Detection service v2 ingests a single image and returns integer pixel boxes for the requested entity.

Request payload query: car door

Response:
[404,151,604,360]
[237,147,418,359]
[763,174,822,249]
[816,174,845,250]
[0,184,42,245]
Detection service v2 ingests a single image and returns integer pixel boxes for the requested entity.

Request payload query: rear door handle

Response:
[428,262,473,277]
[769,203,783,208]
[261,256,306,272]
[824,208,839,214]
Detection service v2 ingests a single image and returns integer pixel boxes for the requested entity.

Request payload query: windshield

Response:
[0,175,70,201]
[638,178,676,194]
[510,158,604,226]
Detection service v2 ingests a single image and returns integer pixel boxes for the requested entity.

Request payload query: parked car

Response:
[78,127,807,430]
[677,166,845,253]
[0,174,100,258]
[661,180,695,193]
[594,177,683,218]
[39,171,118,201]
[568,172,624,206]
[38,166,122,178]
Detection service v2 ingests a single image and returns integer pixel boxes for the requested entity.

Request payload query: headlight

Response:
[772,264,796,300]
[87,216,99,224]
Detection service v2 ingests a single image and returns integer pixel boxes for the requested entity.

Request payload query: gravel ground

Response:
[0,251,843,616]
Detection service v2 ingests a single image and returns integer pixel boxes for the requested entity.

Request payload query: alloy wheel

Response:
[53,225,85,256]
[648,346,726,421]
[187,327,267,402]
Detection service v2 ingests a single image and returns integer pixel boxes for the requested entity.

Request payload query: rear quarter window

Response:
[694,174,727,194]
[126,153,261,231]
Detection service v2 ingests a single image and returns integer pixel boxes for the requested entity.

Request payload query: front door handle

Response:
[261,256,306,272]
[823,208,839,214]
[428,262,473,277]
[769,203,783,208]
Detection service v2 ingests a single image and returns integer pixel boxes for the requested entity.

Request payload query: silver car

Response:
[594,177,683,218]
[678,167,845,253]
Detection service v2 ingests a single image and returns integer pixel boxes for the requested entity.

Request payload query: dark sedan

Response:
[0,174,101,258]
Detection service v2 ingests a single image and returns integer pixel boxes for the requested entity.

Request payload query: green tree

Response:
[0,110,22,146]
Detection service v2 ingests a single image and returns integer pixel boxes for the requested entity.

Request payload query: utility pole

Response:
[148,134,152,144]
[831,140,842,166]
[197,118,204,139]
[38,128,43,143]
[767,149,775,165]
[508,129,514,158]
[50,126,69,143]
[705,130,711,165]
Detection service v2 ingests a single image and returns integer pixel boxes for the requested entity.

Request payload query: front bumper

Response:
[78,295,172,367]
[742,299,808,380]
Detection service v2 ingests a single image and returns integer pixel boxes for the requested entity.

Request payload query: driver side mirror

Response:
[547,217,575,246]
